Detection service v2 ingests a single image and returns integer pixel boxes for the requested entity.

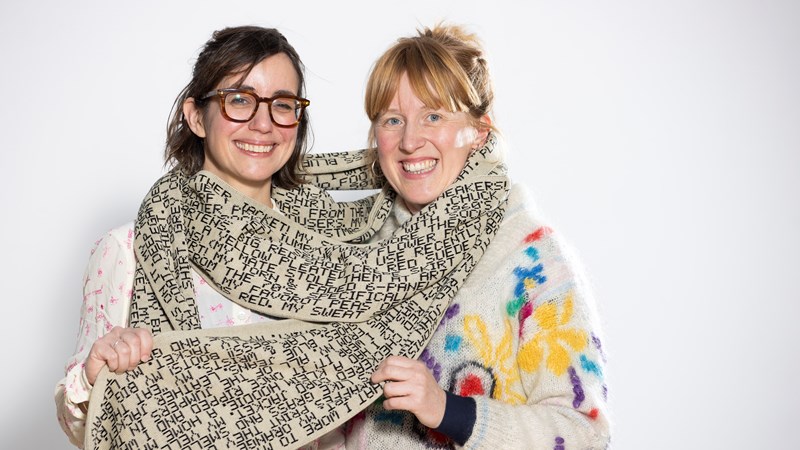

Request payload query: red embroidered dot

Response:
[460,374,485,396]
[427,429,449,445]
[589,408,599,420]
[523,226,553,243]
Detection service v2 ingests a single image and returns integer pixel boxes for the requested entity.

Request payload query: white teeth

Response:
[402,159,437,174]
[236,142,275,153]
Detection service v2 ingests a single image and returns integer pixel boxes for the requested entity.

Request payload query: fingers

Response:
[110,334,130,375]
[371,355,423,384]
[135,327,154,362]
[116,328,153,371]
[84,326,154,385]
[382,394,413,412]
[372,364,412,384]
[381,388,446,428]
[370,355,447,428]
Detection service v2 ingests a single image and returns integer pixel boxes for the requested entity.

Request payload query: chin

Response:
[404,194,437,207]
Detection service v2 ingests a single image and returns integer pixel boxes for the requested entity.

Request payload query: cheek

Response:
[452,127,478,149]
[204,116,238,143]
[375,131,398,159]
[279,127,299,147]
[443,151,471,179]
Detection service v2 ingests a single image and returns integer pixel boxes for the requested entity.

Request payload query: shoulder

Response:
[487,183,551,253]
[504,183,541,219]
[87,222,135,263]
[98,222,135,249]
[500,188,600,325]
[108,222,135,243]
[501,184,574,250]
[464,185,551,282]
[491,184,588,287]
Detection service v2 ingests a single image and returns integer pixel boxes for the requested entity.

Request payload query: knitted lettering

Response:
[84,137,510,449]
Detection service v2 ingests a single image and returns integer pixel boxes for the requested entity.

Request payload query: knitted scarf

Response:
[84,136,508,450]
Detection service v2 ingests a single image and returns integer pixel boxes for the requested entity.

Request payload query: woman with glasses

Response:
[54,25,341,448]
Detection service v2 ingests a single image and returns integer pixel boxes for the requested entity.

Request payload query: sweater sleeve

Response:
[55,224,136,448]
[435,391,477,445]
[461,226,611,450]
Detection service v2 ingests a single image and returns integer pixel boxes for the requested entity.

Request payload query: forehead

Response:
[383,71,450,112]
[219,53,300,93]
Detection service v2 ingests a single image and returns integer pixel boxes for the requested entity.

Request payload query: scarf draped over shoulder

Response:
[84,135,509,450]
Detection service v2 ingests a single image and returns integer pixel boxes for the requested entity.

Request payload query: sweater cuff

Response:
[434,392,476,446]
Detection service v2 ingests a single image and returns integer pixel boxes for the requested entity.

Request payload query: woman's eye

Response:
[229,94,254,106]
[385,117,402,126]
[272,98,296,112]
[427,113,442,122]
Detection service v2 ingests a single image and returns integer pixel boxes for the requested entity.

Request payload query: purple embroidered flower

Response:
[445,303,460,320]
[420,349,442,381]
[554,436,565,450]
[568,366,585,408]
[437,303,461,331]
[591,333,607,362]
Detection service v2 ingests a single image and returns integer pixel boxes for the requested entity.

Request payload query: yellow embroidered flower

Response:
[518,292,587,376]
[463,315,526,404]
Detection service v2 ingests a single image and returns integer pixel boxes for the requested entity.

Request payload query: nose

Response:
[248,101,274,133]
[399,121,425,153]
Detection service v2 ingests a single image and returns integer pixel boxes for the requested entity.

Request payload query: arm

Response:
[462,227,610,449]
[54,225,140,447]
[370,227,610,449]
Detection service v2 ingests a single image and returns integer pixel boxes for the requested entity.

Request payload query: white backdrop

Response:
[1,1,798,449]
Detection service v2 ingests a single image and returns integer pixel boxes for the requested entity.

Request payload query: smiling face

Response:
[183,53,300,205]
[374,73,488,214]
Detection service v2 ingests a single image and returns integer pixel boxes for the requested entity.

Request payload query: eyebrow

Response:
[236,85,298,97]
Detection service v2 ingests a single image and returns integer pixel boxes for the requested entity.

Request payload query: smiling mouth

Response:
[402,159,437,174]
[236,142,275,153]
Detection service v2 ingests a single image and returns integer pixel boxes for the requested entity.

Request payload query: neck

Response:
[224,180,273,207]
[400,197,421,215]
[249,187,274,208]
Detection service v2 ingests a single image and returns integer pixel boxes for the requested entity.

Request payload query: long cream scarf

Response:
[85,135,508,450]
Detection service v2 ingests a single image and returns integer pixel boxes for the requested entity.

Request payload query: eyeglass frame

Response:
[200,88,310,128]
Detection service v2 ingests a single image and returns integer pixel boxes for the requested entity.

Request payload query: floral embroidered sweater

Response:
[345,184,611,449]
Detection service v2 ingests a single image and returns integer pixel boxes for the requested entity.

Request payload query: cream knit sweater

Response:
[345,184,611,449]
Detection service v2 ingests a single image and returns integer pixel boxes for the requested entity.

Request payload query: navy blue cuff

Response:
[434,391,476,446]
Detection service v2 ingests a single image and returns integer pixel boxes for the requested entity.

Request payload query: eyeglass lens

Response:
[224,92,303,125]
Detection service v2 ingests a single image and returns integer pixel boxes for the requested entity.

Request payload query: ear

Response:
[473,114,492,148]
[183,97,207,138]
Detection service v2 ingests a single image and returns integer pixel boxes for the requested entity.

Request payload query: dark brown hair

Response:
[165,26,309,189]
